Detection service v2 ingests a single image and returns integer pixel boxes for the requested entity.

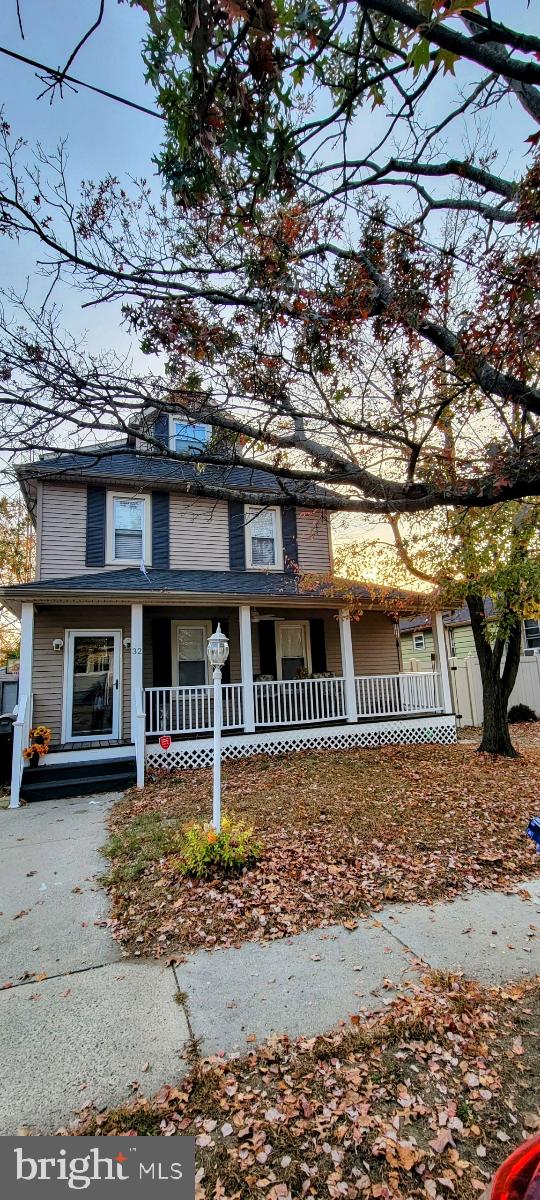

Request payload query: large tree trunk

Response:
[466,592,521,758]
[477,664,518,756]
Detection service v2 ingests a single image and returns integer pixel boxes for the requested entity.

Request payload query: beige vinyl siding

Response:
[169,496,229,570]
[40,485,88,580]
[296,511,332,572]
[35,481,43,581]
[353,612,400,675]
[40,485,231,578]
[400,630,435,670]
[32,605,131,743]
[39,484,129,579]
[324,614,342,675]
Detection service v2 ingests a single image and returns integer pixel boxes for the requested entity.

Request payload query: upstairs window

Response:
[412,632,425,651]
[107,493,151,564]
[170,418,210,454]
[524,619,540,650]
[245,506,283,570]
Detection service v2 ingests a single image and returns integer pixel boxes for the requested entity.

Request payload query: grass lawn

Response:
[103,737,540,958]
[66,971,540,1200]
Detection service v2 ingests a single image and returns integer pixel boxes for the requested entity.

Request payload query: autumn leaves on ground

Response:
[70,972,540,1200]
[83,736,540,1191]
[103,737,540,958]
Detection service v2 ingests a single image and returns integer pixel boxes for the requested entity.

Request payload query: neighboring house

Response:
[3,412,456,805]
[400,601,539,669]
[0,666,19,715]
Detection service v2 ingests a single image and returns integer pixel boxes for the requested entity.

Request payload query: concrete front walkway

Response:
[177,876,540,1055]
[1,793,539,1134]
[0,795,191,1135]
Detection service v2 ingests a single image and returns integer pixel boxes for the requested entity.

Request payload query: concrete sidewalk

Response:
[177,876,540,1056]
[1,792,539,1133]
[0,795,191,1135]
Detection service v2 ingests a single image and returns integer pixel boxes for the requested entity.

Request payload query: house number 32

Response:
[132,646,142,654]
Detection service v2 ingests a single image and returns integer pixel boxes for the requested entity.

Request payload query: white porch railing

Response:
[254,677,346,727]
[145,684,244,735]
[9,694,27,809]
[144,672,444,737]
[355,671,443,718]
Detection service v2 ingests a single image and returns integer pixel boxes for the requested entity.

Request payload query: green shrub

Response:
[178,813,262,879]
[508,702,537,724]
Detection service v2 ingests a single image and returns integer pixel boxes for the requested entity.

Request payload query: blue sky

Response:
[1,0,163,350]
[2,1,160,177]
[2,0,538,352]
[3,1,538,343]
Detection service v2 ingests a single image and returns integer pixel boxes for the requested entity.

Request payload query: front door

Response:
[64,631,121,741]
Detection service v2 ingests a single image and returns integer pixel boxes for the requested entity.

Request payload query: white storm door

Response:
[64,630,121,741]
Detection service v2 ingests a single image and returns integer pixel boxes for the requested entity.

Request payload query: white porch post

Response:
[10,601,34,809]
[339,610,358,723]
[432,611,453,713]
[130,602,145,788]
[239,605,255,733]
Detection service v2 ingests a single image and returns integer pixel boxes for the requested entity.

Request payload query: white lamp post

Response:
[207,624,230,832]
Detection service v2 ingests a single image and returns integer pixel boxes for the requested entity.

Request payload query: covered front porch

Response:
[9,596,455,806]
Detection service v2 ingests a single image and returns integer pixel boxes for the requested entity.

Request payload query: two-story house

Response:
[3,414,456,805]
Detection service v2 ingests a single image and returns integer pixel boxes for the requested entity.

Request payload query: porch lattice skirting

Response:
[146,713,457,772]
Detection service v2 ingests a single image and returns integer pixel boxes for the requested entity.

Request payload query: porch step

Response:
[20,757,137,803]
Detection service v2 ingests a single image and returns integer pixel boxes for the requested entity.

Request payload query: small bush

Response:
[179,812,262,879]
[508,703,537,724]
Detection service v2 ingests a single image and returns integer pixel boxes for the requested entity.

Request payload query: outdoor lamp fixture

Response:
[52,638,64,652]
[206,624,230,833]
[207,625,230,670]
[123,637,132,651]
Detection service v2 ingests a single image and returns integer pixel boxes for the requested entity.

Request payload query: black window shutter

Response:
[86,486,106,567]
[310,618,327,673]
[152,492,170,568]
[228,502,246,570]
[152,618,172,686]
[282,507,298,572]
[153,411,168,446]
[258,621,277,679]
[212,617,231,684]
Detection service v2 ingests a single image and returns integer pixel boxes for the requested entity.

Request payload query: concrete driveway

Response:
[0,794,190,1135]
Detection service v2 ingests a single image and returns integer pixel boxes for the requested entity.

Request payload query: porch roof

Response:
[0,567,422,611]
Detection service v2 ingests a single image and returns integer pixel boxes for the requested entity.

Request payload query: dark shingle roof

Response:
[16,447,333,504]
[399,598,497,633]
[2,566,373,601]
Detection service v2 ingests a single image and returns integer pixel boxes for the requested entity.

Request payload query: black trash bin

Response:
[0,714,15,785]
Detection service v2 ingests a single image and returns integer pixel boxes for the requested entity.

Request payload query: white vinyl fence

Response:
[448,655,540,726]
